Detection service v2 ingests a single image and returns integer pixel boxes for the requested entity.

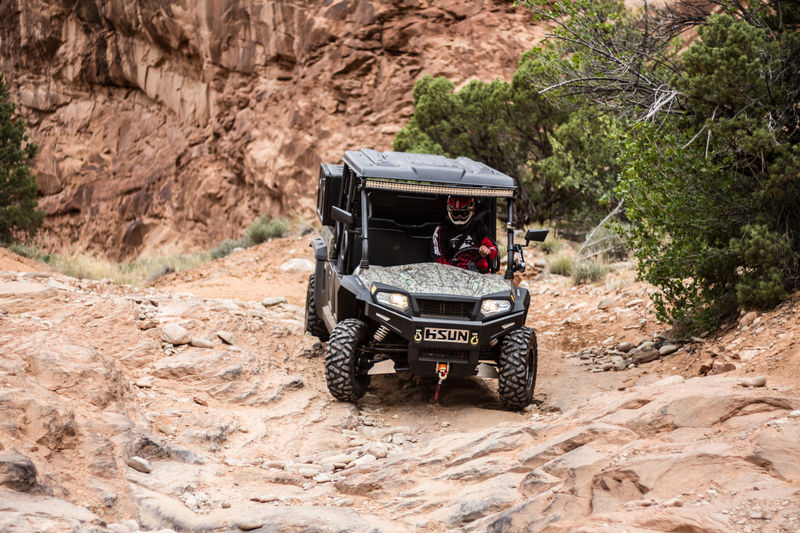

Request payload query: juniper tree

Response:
[0,73,44,244]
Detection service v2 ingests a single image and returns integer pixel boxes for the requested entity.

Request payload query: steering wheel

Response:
[451,246,481,262]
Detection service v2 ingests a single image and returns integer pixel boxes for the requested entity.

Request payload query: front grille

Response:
[420,348,470,360]
[417,299,474,319]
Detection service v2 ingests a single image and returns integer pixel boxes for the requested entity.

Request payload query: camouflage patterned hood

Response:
[358,263,513,298]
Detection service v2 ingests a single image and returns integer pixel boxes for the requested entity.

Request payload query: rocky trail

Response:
[1,238,800,533]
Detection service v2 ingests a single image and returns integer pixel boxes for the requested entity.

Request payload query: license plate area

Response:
[423,328,470,344]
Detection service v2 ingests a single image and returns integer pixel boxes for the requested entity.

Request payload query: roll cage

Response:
[317,149,531,278]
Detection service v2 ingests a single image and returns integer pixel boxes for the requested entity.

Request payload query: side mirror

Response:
[524,229,549,245]
[331,206,354,226]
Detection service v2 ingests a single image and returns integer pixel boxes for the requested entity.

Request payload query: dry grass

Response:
[539,232,566,255]
[571,260,608,285]
[45,250,211,287]
[547,251,575,277]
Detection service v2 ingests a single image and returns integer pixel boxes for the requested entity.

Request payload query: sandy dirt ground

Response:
[0,247,50,273]
[152,237,315,307]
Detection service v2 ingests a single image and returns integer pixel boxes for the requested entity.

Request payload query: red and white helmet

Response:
[447,196,475,226]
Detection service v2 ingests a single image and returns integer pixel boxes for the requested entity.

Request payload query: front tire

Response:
[498,327,538,410]
[325,319,371,402]
[304,274,329,342]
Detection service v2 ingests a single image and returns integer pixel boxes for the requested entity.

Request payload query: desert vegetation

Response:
[7,215,294,286]
[396,0,800,330]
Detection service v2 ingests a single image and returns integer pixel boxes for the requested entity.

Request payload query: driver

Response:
[432,195,498,272]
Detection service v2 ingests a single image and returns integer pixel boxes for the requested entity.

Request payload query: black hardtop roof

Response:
[343,149,516,190]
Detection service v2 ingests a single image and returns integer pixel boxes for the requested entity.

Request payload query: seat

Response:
[350,227,432,269]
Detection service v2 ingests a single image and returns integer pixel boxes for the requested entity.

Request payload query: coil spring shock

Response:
[373,325,390,343]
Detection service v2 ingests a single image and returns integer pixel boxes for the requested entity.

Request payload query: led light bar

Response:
[364,179,515,198]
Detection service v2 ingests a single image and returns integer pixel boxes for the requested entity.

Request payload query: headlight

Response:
[375,292,410,312]
[481,299,512,316]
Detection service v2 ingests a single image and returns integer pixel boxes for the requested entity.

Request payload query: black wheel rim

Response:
[525,343,535,398]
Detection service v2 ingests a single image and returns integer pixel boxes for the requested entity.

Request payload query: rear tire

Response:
[325,319,371,402]
[498,327,538,410]
[304,274,329,342]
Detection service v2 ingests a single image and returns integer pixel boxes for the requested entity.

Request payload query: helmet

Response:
[447,196,475,226]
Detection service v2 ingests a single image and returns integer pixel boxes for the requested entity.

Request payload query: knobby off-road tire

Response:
[498,326,538,410]
[325,318,371,402]
[304,274,329,342]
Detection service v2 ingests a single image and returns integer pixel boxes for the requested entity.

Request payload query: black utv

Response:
[305,149,547,409]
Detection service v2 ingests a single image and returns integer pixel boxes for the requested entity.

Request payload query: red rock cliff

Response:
[1,0,539,259]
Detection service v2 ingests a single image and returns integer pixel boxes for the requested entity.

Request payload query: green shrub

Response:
[7,242,44,260]
[210,239,247,260]
[571,261,608,285]
[547,251,574,276]
[146,264,175,282]
[247,216,291,245]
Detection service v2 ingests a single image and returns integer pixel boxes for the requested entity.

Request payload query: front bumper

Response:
[363,302,527,377]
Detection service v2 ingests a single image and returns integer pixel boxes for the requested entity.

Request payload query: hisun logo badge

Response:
[423,328,469,344]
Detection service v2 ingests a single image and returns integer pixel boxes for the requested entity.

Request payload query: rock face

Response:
[0,0,537,259]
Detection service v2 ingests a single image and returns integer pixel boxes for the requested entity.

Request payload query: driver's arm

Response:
[431,225,451,264]
[479,237,498,259]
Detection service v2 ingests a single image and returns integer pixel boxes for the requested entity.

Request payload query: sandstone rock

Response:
[135,376,154,388]
[430,474,520,528]
[712,360,737,374]
[597,299,614,310]
[221,501,231,509]
[348,454,377,469]
[0,282,54,298]
[739,311,758,328]
[0,487,108,531]
[519,468,562,497]
[136,318,158,330]
[127,457,153,473]
[237,518,265,531]
[216,331,237,345]
[280,259,315,273]
[659,344,678,356]
[652,375,684,387]
[616,342,634,353]
[632,348,660,365]
[191,395,209,406]
[262,297,288,307]
[738,376,766,387]
[319,454,357,466]
[363,442,389,459]
[750,427,800,483]
[190,338,214,348]
[151,351,224,380]
[251,494,279,503]
[519,423,636,467]
[0,453,38,492]
[162,324,191,345]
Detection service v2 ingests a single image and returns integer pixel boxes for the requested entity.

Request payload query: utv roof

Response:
[343,149,516,198]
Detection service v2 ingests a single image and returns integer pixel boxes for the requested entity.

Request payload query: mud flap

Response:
[476,363,499,378]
